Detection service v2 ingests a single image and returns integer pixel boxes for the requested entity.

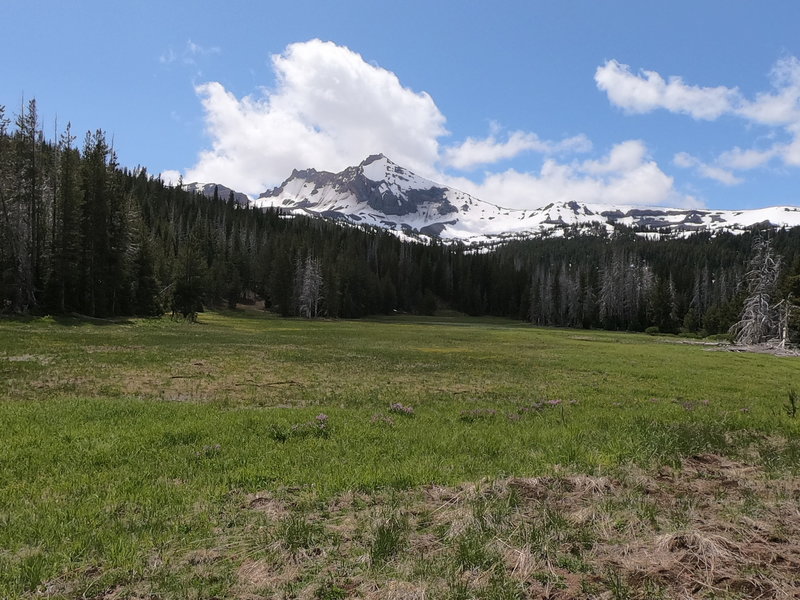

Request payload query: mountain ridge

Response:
[189,155,800,242]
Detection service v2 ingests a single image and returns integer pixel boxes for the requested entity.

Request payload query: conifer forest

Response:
[2,101,799,339]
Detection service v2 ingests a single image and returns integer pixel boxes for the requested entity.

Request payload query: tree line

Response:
[1,101,799,340]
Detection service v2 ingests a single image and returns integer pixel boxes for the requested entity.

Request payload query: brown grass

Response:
[201,453,800,599]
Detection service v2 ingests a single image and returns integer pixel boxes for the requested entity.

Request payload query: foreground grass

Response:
[0,310,798,598]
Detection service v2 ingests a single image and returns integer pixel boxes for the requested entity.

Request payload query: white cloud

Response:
[443,125,590,169]
[594,59,739,120]
[175,41,688,209]
[582,139,647,174]
[717,146,778,170]
[596,56,800,174]
[440,140,694,210]
[673,152,742,186]
[183,39,446,194]
[159,169,181,186]
[739,56,800,126]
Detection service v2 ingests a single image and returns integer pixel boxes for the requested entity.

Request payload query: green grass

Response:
[0,309,798,598]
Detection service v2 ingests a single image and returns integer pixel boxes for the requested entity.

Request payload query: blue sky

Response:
[3,1,800,210]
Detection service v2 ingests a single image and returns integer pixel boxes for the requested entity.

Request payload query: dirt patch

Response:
[246,494,290,520]
[236,558,301,590]
[83,345,145,353]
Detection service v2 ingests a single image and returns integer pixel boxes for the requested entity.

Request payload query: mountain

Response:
[242,154,800,242]
[184,182,250,207]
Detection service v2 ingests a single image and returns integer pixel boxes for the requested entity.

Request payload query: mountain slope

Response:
[247,154,800,241]
[183,182,250,207]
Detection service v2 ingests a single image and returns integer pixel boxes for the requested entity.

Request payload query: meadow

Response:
[1,310,798,599]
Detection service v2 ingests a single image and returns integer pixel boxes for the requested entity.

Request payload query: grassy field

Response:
[1,310,798,599]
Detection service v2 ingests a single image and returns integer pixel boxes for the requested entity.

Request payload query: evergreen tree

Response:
[171,232,206,321]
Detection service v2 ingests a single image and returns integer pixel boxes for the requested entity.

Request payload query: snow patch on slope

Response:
[243,154,800,242]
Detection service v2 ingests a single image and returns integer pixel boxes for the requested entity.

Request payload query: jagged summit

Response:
[360,153,387,166]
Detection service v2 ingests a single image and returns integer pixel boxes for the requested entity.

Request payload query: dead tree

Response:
[298,255,324,318]
[729,237,781,345]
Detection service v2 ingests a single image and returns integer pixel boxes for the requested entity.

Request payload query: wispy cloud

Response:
[443,124,590,170]
[673,152,742,186]
[595,59,739,120]
[159,39,220,67]
[596,56,800,178]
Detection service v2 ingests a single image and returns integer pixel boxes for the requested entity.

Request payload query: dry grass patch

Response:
[200,455,800,599]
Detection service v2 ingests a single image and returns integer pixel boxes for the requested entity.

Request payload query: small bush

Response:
[268,414,330,442]
[644,326,660,336]
[388,402,415,416]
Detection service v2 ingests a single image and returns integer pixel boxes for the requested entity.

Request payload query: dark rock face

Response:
[566,201,594,215]
[185,183,250,207]
[682,212,704,224]
[419,222,455,237]
[626,209,665,217]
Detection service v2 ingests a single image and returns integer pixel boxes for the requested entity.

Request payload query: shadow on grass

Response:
[0,313,137,327]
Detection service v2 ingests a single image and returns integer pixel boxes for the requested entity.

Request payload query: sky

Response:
[3,1,800,211]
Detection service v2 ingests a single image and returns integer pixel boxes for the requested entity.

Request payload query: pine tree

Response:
[171,232,206,321]
[47,123,83,311]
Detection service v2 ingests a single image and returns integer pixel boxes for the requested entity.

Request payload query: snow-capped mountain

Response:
[238,154,800,242]
[255,154,531,239]
[184,182,250,207]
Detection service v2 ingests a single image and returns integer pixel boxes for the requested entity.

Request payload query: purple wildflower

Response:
[389,402,415,416]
